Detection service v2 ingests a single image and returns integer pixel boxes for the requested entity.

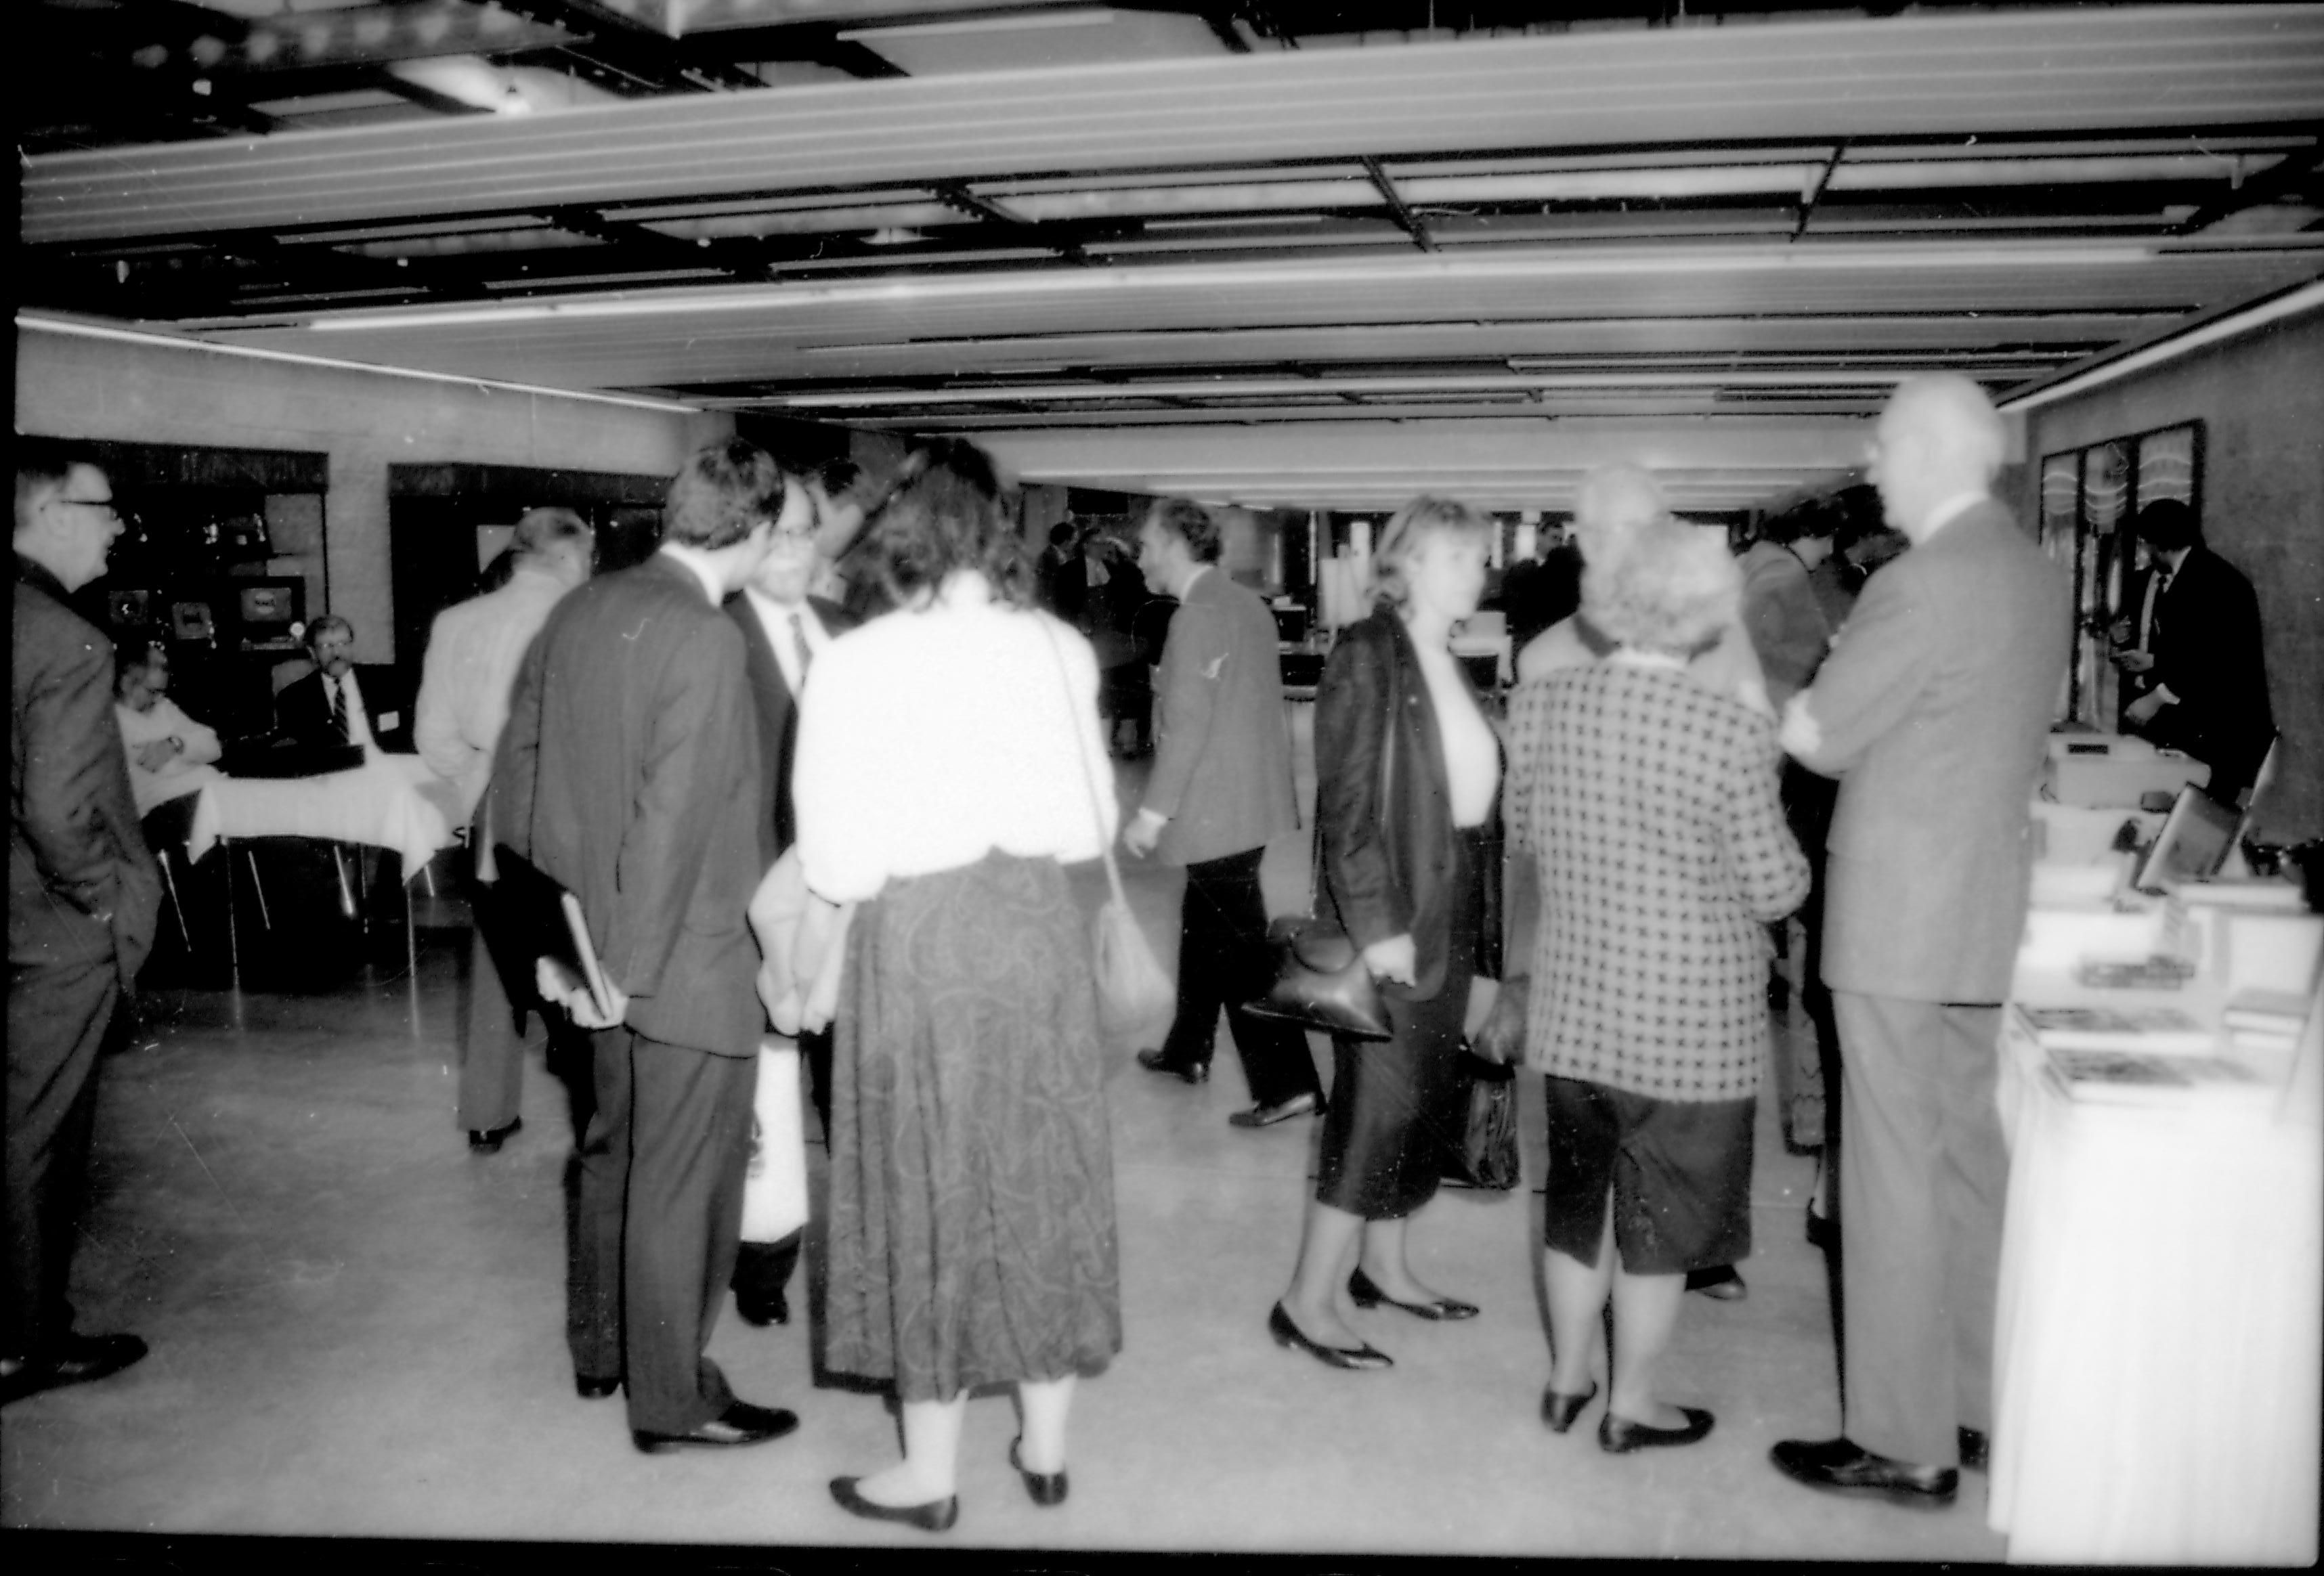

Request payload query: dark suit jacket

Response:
[10,555,162,986]
[1144,567,1298,867]
[1795,500,2069,1003]
[491,553,766,1058]
[275,664,414,753]
[2143,544,2275,797]
[724,591,854,867]
[1315,608,1498,1003]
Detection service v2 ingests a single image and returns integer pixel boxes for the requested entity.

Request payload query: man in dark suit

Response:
[723,462,859,1328]
[494,437,800,1454]
[2113,497,2275,806]
[1771,375,2069,1508]
[274,615,413,755]
[1126,498,1322,1128]
[7,439,162,1407]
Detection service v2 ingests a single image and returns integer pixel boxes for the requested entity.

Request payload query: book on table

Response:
[2044,1046,2269,1104]
[2013,1003,2218,1054]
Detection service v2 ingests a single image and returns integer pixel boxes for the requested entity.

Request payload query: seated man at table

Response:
[274,616,412,758]
[114,640,223,840]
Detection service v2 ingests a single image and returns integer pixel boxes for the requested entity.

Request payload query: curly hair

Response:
[862,438,1031,609]
[1582,517,1741,655]
[664,437,791,551]
[1146,497,1222,564]
[1369,494,1489,609]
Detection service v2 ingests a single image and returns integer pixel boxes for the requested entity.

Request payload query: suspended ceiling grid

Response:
[18,2,2324,512]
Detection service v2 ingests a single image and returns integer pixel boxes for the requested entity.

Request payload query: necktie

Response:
[789,611,814,690]
[328,676,347,740]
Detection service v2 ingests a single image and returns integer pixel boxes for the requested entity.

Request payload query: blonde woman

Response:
[1269,496,1502,1370]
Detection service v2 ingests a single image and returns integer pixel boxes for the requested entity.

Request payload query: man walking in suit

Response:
[7,439,162,1407]
[414,507,595,1154]
[1770,375,2069,1508]
[2112,497,2274,806]
[275,615,410,756]
[1126,498,1322,1129]
[724,464,857,1326]
[495,437,800,1453]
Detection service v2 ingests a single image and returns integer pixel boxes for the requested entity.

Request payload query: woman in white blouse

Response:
[1270,496,1503,1371]
[793,440,1122,1532]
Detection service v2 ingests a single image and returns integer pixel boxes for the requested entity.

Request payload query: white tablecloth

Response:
[1989,974,2321,1565]
[187,753,462,875]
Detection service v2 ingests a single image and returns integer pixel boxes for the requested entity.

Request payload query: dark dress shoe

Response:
[1957,1426,1988,1472]
[1009,1438,1069,1507]
[0,1332,148,1406]
[735,1291,790,1328]
[1135,1048,1209,1085]
[830,1476,960,1531]
[632,1400,799,1453]
[1685,1265,1746,1300]
[1769,1437,1958,1508]
[1540,1382,1598,1434]
[1228,1091,1324,1129]
[1805,1206,1838,1252]
[1268,1303,1392,1370]
[467,1117,521,1154]
[1599,1406,1715,1454]
[1348,1265,1479,1321]
[575,1374,621,1400]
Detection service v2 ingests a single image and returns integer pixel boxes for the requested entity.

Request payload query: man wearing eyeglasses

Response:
[722,463,862,1328]
[8,438,162,1407]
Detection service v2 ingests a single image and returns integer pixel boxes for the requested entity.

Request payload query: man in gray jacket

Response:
[1126,498,1322,1129]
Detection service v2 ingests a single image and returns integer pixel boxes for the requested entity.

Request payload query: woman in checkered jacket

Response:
[1503,516,1810,1455]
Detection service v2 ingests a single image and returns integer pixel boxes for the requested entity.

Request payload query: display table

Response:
[1988,955,2321,1564]
[186,753,462,982]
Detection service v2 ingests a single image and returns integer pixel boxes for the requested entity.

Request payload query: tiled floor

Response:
[4,751,2010,1560]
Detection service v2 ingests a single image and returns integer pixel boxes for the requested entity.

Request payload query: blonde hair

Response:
[1369,494,1489,608]
[1582,517,1740,654]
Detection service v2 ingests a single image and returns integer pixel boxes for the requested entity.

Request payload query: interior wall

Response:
[2010,307,2324,846]
[17,327,731,664]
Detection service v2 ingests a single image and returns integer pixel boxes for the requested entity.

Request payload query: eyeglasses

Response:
[52,496,121,521]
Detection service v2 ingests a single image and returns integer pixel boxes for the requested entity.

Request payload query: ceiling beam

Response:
[500,0,769,90]
[1361,156,1434,253]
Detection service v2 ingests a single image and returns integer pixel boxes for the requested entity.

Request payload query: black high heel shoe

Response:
[1268,1303,1392,1370]
[1598,1407,1715,1455]
[1348,1265,1480,1321]
[1540,1381,1598,1434]
[1009,1439,1069,1507]
[830,1476,960,1532]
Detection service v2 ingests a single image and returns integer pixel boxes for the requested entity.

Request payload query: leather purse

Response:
[1244,672,1396,1042]
[1441,1048,1521,1191]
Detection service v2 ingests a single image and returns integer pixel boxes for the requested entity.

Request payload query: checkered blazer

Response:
[1505,662,1809,1102]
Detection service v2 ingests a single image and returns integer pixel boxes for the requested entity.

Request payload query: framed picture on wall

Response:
[2134,422,2200,508]
[107,588,156,628]
[170,600,214,643]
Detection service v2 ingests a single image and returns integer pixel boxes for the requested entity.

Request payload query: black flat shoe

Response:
[1769,1436,1958,1508]
[1957,1426,1988,1473]
[830,1476,960,1532]
[467,1117,521,1154]
[1228,1091,1323,1128]
[1685,1265,1746,1301]
[735,1291,789,1328]
[1805,1206,1838,1252]
[575,1373,621,1401]
[0,1332,148,1406]
[1348,1265,1479,1321]
[1135,1049,1209,1085]
[1599,1406,1715,1454]
[632,1400,799,1453]
[1009,1438,1069,1507]
[1268,1303,1392,1370]
[1540,1382,1598,1434]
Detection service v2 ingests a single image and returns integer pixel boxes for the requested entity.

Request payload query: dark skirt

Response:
[1314,827,1484,1221]
[1541,1075,1755,1275]
[823,851,1123,1402]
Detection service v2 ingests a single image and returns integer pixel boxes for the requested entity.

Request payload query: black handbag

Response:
[1244,687,1396,1042]
[1441,1049,1521,1191]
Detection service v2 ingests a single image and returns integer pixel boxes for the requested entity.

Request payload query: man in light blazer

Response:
[1771,375,2069,1508]
[494,438,800,1454]
[722,466,859,1327]
[1125,498,1322,1128]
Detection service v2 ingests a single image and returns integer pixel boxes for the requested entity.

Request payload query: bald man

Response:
[1770,376,2068,1508]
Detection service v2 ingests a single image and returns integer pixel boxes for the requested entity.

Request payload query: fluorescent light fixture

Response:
[838,8,1117,41]
[777,370,1938,408]
[2000,278,2324,412]
[307,241,2157,333]
[18,313,702,415]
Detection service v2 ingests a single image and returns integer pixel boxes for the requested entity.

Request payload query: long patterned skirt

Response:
[823,851,1122,1403]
